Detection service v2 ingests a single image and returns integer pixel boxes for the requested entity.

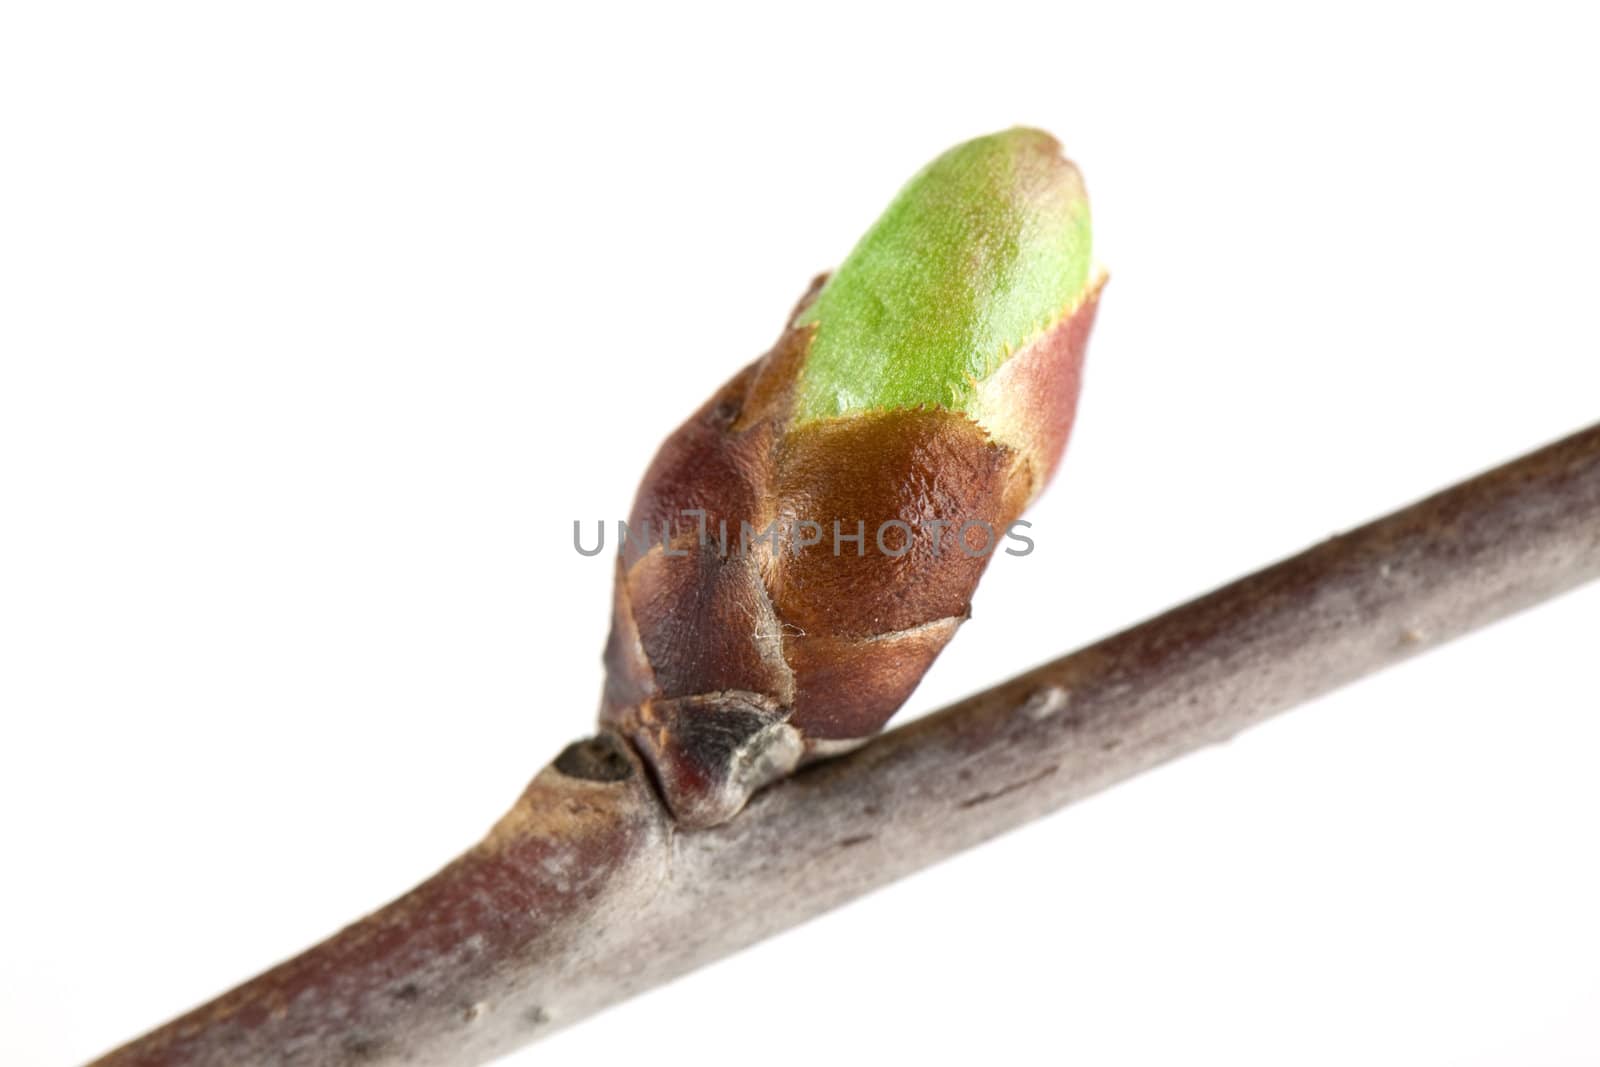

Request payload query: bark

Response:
[93,421,1600,1067]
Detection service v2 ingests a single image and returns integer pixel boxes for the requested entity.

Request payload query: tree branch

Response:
[93,422,1600,1067]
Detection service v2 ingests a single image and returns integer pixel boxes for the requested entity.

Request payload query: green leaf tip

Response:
[793,127,1094,423]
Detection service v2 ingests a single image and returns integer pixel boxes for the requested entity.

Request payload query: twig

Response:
[93,422,1600,1067]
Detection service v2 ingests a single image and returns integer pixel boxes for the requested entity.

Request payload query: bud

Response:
[601,128,1105,826]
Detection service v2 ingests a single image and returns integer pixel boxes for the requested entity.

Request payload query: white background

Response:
[3,4,1598,1065]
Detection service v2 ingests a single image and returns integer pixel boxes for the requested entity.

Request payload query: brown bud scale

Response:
[601,281,1102,826]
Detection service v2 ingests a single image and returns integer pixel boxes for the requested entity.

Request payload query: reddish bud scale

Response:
[601,280,1102,827]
